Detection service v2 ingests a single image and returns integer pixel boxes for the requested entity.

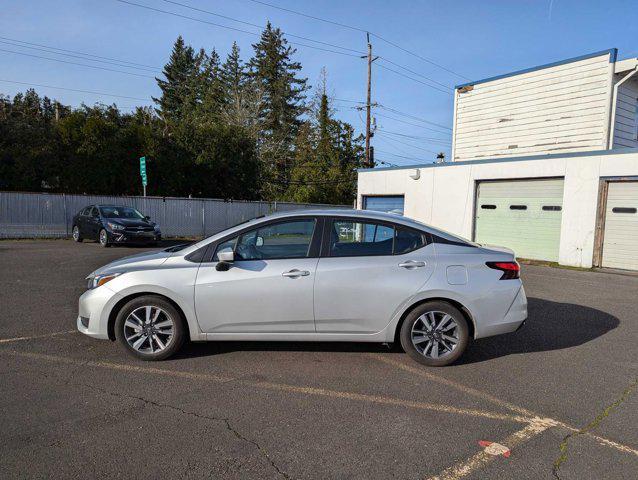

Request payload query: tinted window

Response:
[509,205,527,210]
[100,206,145,219]
[81,207,91,216]
[330,220,394,257]
[481,204,497,210]
[612,207,637,214]
[542,206,562,211]
[233,220,316,260]
[395,228,426,254]
[89,206,99,217]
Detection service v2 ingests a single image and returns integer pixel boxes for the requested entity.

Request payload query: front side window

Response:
[81,206,91,216]
[330,220,394,257]
[214,219,316,261]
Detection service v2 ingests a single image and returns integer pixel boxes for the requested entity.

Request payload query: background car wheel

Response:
[72,225,83,242]
[99,229,110,248]
[115,295,186,361]
[399,301,470,367]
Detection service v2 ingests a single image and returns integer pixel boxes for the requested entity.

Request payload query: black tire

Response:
[115,295,186,361]
[399,301,470,367]
[72,225,83,242]
[98,228,110,248]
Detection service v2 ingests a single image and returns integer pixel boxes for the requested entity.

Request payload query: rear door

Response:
[194,217,321,333]
[314,218,435,334]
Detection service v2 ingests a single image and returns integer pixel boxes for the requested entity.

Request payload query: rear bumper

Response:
[475,284,528,338]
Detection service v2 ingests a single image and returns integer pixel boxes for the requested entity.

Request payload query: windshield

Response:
[99,206,145,219]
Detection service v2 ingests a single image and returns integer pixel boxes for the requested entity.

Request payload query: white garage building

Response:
[358,49,638,270]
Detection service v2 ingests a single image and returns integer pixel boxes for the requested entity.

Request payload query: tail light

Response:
[486,261,520,280]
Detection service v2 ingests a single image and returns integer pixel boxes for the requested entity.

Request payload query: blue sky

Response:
[1,0,637,165]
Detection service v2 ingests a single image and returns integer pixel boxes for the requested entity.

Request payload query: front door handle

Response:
[282,269,310,278]
[398,261,426,269]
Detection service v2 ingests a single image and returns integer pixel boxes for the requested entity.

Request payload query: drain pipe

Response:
[608,66,638,149]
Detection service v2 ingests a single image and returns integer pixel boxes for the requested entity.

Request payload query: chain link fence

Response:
[0,191,351,239]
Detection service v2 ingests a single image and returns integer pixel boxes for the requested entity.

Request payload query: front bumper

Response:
[108,230,161,244]
[77,286,123,339]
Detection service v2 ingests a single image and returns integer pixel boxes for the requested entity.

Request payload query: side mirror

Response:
[215,250,234,271]
[144,215,151,220]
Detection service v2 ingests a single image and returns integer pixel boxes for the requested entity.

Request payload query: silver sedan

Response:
[77,209,527,366]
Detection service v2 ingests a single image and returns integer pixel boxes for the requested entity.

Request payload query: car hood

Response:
[104,218,156,228]
[88,249,173,277]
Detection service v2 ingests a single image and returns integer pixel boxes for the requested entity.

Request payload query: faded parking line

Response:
[372,355,638,458]
[1,349,533,424]
[0,330,76,344]
[426,419,556,480]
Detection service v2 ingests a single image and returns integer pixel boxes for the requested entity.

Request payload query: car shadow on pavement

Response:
[458,297,619,364]
[175,339,395,360]
[173,297,618,362]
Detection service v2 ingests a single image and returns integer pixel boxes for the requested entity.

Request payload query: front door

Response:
[195,217,320,333]
[314,218,436,333]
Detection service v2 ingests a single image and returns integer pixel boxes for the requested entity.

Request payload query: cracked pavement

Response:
[1,240,637,479]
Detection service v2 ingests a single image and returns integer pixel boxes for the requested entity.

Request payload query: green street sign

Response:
[141,175,147,187]
[139,156,146,176]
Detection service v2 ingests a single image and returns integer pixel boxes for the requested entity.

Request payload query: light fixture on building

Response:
[409,169,420,180]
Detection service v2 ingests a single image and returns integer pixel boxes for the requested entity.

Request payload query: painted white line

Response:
[0,330,76,344]
[1,350,532,424]
[373,355,638,457]
[425,419,555,480]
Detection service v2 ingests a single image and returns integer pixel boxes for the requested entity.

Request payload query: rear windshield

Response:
[99,206,145,219]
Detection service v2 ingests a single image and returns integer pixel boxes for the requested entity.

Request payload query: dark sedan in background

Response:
[72,205,161,247]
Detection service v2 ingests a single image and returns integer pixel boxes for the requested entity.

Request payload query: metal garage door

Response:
[601,182,638,270]
[474,179,564,261]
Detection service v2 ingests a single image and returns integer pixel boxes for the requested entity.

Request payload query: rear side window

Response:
[81,207,91,216]
[394,228,426,254]
[330,220,394,257]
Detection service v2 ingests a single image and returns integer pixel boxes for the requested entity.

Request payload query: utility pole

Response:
[363,33,379,168]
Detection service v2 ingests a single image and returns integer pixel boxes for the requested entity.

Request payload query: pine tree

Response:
[248,23,308,198]
[199,48,225,121]
[220,42,245,104]
[153,36,200,129]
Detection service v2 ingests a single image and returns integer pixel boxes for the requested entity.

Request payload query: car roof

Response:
[259,208,425,227]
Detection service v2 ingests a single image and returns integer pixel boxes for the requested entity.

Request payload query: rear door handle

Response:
[282,269,310,278]
[398,261,426,269]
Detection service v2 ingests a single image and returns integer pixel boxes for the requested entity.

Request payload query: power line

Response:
[0,48,156,79]
[376,128,451,143]
[237,0,468,79]
[158,0,363,55]
[115,0,363,58]
[0,39,160,74]
[377,105,451,130]
[0,79,153,102]
[377,57,452,90]
[374,148,436,161]
[376,62,452,95]
[373,112,452,135]
[0,35,162,70]
[376,132,447,153]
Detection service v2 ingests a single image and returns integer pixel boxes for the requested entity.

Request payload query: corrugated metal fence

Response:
[0,191,350,239]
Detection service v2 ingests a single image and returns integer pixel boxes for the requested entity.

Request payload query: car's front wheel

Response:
[115,295,186,361]
[72,225,83,242]
[98,228,110,248]
[400,301,470,367]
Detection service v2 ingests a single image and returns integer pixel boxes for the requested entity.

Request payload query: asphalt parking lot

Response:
[1,240,637,479]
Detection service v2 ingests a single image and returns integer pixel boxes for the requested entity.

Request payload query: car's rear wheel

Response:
[99,228,110,248]
[72,225,83,242]
[115,295,186,361]
[400,301,469,367]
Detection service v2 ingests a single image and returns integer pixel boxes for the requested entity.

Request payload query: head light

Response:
[107,222,124,231]
[87,272,122,290]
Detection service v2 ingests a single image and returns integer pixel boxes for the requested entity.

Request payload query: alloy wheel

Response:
[123,305,175,354]
[410,311,460,359]
[72,226,79,241]
[99,229,108,246]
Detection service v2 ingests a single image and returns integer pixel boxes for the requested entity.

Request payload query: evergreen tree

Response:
[153,36,200,130]
[220,42,245,104]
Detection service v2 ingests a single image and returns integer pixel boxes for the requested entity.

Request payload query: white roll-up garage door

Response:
[474,179,564,261]
[601,181,638,270]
